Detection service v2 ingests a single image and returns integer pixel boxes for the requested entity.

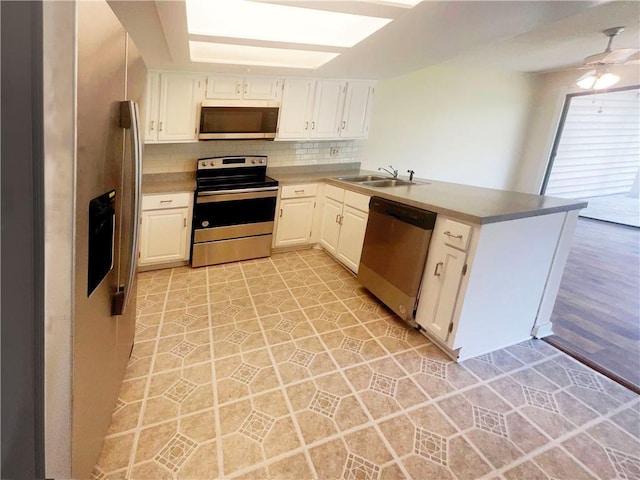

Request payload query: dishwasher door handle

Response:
[434,261,443,277]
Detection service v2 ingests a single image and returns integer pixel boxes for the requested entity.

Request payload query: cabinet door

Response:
[416,243,467,343]
[336,205,368,273]
[319,197,343,255]
[139,207,190,264]
[144,72,160,142]
[310,80,346,139]
[244,77,280,100]
[274,198,315,247]
[205,75,243,99]
[277,79,315,139]
[158,73,203,141]
[340,81,374,139]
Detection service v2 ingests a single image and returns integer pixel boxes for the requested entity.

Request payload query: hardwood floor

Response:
[546,217,640,392]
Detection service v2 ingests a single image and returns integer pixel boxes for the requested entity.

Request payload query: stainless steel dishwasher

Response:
[358,197,436,326]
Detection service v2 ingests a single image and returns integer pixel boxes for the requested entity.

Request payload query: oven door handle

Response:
[197,186,279,196]
[196,188,278,203]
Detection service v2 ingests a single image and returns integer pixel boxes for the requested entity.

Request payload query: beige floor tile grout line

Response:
[477,387,639,479]
[124,270,173,478]
[204,266,226,480]
[273,252,415,479]
[101,249,638,479]
[295,249,637,480]
[296,251,481,480]
[236,256,321,479]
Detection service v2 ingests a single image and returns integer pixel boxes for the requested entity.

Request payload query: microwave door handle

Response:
[113,100,142,315]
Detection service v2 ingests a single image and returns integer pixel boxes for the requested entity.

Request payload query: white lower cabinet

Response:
[336,205,369,272]
[274,184,318,247]
[319,185,369,273]
[139,193,192,266]
[319,197,342,253]
[415,242,467,343]
[414,211,576,361]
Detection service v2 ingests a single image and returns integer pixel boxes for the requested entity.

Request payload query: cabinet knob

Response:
[342,121,346,129]
[311,121,315,130]
[159,121,163,132]
[305,121,309,130]
[150,120,155,131]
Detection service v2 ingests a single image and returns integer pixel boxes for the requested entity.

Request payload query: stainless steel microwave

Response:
[199,100,279,140]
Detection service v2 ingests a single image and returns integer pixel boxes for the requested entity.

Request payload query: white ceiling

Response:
[109,0,640,79]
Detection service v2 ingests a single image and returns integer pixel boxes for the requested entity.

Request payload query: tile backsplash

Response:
[143,140,365,174]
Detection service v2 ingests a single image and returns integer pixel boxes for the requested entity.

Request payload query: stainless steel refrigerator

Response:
[73,1,146,477]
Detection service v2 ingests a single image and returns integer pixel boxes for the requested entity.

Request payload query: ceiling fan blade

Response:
[624,50,640,64]
[584,48,639,65]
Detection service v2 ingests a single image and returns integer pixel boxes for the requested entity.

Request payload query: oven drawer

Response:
[194,221,274,243]
[142,192,191,210]
[191,235,272,267]
[281,184,318,199]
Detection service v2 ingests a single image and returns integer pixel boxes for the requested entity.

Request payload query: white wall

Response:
[361,66,534,190]
[43,1,75,477]
[514,64,640,194]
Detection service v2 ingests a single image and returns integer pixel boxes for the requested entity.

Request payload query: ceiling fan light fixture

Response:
[576,69,620,90]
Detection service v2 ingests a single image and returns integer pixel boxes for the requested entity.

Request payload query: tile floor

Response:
[93,249,640,479]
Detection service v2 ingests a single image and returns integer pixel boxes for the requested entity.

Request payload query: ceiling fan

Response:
[575,26,640,90]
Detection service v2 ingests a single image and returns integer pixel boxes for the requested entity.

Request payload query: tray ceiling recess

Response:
[184,0,421,69]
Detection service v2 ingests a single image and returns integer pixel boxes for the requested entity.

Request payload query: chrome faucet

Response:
[378,165,398,178]
[407,170,415,182]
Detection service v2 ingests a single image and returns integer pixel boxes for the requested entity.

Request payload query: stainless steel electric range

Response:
[191,155,279,267]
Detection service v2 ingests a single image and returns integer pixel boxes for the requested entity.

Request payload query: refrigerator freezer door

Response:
[72,1,144,477]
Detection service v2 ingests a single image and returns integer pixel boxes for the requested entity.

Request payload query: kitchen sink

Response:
[361,179,416,187]
[335,175,389,183]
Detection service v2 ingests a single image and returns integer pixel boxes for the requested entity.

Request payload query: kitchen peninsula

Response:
[143,164,586,361]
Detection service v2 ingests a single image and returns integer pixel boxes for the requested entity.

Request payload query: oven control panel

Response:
[198,156,267,170]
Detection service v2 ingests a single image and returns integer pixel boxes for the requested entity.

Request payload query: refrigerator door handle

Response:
[113,100,142,315]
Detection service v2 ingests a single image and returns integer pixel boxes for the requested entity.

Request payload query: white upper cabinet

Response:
[277,78,375,141]
[205,75,281,101]
[277,79,316,140]
[143,72,160,142]
[143,70,374,143]
[145,72,204,143]
[278,79,346,140]
[310,80,346,139]
[158,73,204,142]
[340,81,375,139]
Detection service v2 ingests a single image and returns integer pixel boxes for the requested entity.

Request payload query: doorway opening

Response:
[541,86,639,228]
[542,86,640,393]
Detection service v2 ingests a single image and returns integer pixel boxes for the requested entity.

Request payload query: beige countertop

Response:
[268,167,587,225]
[142,166,586,225]
[142,172,196,194]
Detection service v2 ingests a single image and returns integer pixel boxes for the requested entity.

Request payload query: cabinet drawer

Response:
[142,192,191,211]
[281,183,318,199]
[324,184,345,202]
[440,219,472,251]
[344,190,369,212]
